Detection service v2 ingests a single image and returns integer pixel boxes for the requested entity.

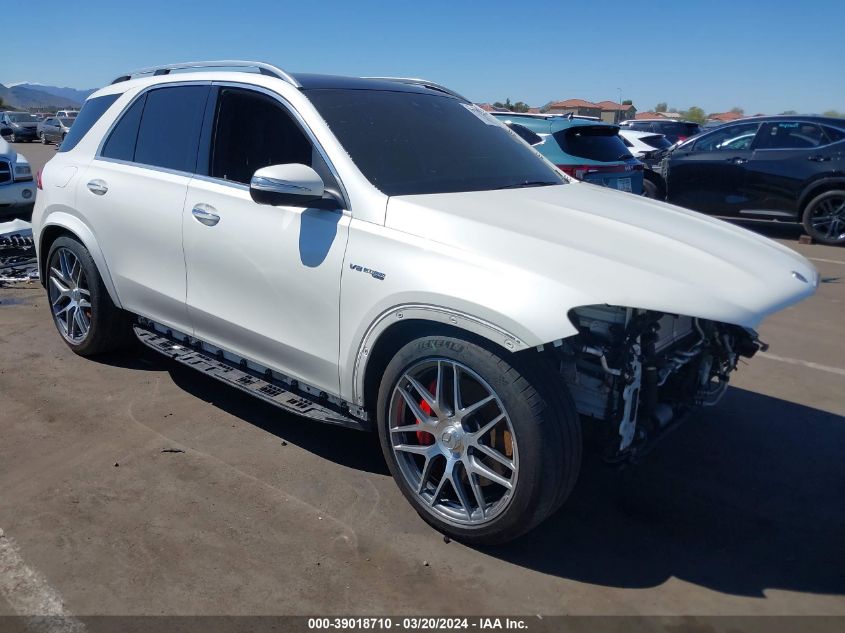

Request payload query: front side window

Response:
[305,89,563,196]
[207,88,326,186]
[58,94,120,152]
[693,122,761,152]
[504,122,543,146]
[756,122,827,150]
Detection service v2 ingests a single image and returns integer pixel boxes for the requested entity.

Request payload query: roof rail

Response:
[111,60,300,87]
[362,76,467,101]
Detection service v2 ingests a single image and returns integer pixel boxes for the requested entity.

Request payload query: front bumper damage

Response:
[552,305,765,463]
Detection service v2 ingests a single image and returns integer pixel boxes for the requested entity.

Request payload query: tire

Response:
[46,236,136,356]
[802,189,845,245]
[9,133,16,143]
[642,178,659,199]
[376,334,581,545]
[40,132,48,145]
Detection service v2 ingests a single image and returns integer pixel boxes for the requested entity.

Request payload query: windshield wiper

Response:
[494,180,559,190]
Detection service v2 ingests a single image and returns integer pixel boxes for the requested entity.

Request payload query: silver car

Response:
[38,116,74,145]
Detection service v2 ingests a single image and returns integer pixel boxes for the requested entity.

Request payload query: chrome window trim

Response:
[92,155,195,180]
[208,80,351,211]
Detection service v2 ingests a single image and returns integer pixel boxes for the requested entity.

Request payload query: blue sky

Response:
[4,0,843,114]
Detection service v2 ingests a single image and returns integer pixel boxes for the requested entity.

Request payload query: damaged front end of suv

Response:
[550,305,766,462]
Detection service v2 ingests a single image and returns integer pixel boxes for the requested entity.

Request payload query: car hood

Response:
[0,138,18,161]
[385,182,818,329]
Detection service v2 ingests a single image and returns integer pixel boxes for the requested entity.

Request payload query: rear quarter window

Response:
[553,126,632,162]
[57,94,121,152]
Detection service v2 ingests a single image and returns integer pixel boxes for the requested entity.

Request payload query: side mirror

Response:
[250,163,330,208]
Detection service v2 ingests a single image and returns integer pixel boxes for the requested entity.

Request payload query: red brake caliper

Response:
[416,380,437,445]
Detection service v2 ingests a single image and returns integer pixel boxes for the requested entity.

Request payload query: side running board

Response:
[133,321,368,431]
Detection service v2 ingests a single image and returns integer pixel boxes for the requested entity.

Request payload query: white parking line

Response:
[757,352,845,377]
[808,257,845,266]
[0,529,85,631]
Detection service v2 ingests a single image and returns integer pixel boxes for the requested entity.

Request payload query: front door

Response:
[183,86,349,396]
[666,121,762,216]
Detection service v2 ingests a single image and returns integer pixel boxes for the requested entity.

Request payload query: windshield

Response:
[7,113,38,123]
[305,89,564,196]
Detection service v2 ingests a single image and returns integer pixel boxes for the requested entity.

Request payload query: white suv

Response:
[32,61,818,544]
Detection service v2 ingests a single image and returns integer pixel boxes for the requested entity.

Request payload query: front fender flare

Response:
[350,303,571,407]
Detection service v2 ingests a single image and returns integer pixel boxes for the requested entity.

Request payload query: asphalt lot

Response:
[1,141,844,617]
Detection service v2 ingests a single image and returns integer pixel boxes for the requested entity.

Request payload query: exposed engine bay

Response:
[551,305,765,462]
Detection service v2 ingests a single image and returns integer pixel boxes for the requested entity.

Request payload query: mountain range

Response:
[0,82,97,110]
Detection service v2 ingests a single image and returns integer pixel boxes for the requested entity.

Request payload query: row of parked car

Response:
[496,112,845,245]
[0,109,78,145]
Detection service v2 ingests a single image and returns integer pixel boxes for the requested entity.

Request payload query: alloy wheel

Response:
[388,359,518,526]
[48,248,92,344]
[809,195,845,242]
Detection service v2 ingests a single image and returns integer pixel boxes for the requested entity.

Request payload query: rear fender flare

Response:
[39,212,123,309]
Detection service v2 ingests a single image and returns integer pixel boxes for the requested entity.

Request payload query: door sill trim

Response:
[134,318,369,430]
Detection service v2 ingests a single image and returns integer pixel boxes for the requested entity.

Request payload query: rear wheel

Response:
[376,334,581,545]
[802,190,845,245]
[46,237,135,356]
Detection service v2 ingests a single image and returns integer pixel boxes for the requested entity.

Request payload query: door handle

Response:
[726,157,748,165]
[86,179,108,195]
[192,204,220,227]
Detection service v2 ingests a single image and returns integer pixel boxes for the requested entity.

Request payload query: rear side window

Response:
[57,94,120,152]
[823,126,845,144]
[553,126,632,162]
[756,122,827,150]
[101,94,146,161]
[134,86,209,172]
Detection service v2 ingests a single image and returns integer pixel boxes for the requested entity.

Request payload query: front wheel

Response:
[802,189,845,245]
[40,132,48,145]
[376,334,581,545]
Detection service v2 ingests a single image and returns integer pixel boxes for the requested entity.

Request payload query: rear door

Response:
[665,121,762,216]
[742,121,843,218]
[183,85,350,396]
[80,84,209,333]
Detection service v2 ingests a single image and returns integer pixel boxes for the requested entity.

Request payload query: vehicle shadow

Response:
[484,386,845,597]
[94,350,845,598]
[97,346,389,476]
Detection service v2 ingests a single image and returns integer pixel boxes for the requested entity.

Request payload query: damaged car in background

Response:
[33,61,818,545]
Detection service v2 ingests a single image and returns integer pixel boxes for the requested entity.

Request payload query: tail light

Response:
[557,163,643,179]
[36,169,43,190]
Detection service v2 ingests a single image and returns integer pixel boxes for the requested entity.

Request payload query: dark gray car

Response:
[0,111,40,142]
[38,117,74,145]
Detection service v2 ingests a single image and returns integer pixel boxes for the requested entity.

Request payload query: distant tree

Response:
[730,106,745,115]
[779,110,798,115]
[655,102,668,112]
[0,96,5,109]
[622,99,633,106]
[681,106,706,124]
[822,110,844,118]
[492,98,530,113]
